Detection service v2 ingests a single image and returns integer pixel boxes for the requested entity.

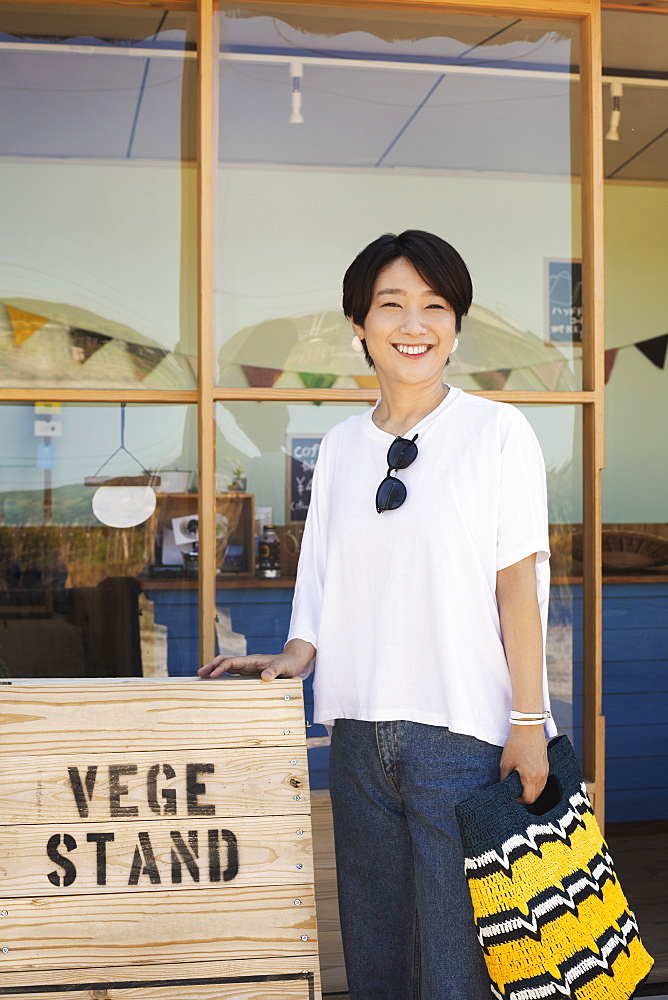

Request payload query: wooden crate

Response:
[0,678,320,998]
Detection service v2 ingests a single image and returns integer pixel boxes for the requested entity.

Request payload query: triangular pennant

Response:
[353,375,379,389]
[298,372,338,391]
[126,342,169,380]
[69,327,112,364]
[529,360,568,391]
[635,334,668,370]
[471,369,512,390]
[604,348,619,385]
[6,305,49,345]
[241,364,282,389]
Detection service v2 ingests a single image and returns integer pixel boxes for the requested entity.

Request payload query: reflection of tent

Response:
[455,305,576,390]
[218,303,577,391]
[0,299,196,389]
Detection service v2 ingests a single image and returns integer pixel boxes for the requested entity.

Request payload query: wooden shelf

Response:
[551,574,668,586]
[141,575,297,590]
[148,493,256,577]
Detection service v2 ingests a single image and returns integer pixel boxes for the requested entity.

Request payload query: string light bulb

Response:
[605,81,623,141]
[289,61,304,124]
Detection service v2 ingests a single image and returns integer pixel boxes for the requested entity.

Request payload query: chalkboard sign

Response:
[286,436,322,524]
[546,259,583,343]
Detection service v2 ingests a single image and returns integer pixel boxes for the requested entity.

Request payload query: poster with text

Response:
[286,435,322,523]
[546,259,583,343]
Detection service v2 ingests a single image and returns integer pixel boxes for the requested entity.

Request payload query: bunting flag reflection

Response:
[3,297,666,391]
[471,369,512,390]
[635,334,668,370]
[125,342,169,380]
[7,305,49,345]
[299,372,338,390]
[605,348,619,384]
[529,360,569,391]
[69,327,113,364]
[241,364,282,388]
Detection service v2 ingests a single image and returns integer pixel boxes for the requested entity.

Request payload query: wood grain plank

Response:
[313,870,341,935]
[196,0,217,667]
[0,387,599,406]
[311,791,345,995]
[0,0,596,25]
[0,389,199,402]
[317,935,348,997]
[1,816,313,896]
[0,980,312,1000]
[310,792,335,871]
[0,0,197,9]
[0,747,308,824]
[0,680,306,754]
[0,956,321,1000]
[580,0,606,826]
[0,886,317,971]
[209,387,597,403]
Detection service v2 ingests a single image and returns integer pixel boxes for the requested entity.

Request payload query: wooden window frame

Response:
[0,0,605,820]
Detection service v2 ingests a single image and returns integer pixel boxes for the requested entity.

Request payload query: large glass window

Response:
[519,405,583,759]
[0,5,197,389]
[216,4,583,391]
[601,10,668,825]
[0,403,198,678]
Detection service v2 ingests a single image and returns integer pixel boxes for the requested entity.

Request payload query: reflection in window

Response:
[0,403,197,680]
[217,4,582,390]
[0,5,198,389]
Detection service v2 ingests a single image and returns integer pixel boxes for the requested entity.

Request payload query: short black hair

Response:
[343,230,473,369]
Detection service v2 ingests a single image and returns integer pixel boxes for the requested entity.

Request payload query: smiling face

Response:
[352,257,458,387]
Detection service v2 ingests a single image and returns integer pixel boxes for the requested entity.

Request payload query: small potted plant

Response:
[228,464,247,492]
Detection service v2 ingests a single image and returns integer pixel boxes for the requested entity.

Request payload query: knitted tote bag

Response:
[455,734,653,1000]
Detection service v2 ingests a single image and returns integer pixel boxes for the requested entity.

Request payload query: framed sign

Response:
[286,436,323,524]
[546,259,583,344]
[0,679,321,998]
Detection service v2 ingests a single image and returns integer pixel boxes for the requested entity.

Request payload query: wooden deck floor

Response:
[606,821,668,991]
[320,820,668,998]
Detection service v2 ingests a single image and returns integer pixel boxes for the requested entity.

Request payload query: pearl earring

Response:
[351,335,364,354]
[450,337,459,354]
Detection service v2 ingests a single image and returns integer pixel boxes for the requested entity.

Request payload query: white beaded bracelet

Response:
[509,710,551,726]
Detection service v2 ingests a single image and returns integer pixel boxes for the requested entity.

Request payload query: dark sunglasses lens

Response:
[376,475,407,513]
[387,437,418,471]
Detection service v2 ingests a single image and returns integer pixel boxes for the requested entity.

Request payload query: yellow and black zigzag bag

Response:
[455,734,653,1000]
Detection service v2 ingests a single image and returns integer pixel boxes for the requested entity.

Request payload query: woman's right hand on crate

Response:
[198,637,315,681]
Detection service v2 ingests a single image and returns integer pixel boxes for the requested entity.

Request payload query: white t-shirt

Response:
[287,385,557,747]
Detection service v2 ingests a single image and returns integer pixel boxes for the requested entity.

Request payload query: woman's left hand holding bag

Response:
[500,725,549,805]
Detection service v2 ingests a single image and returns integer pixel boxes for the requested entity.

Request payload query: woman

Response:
[199,230,557,999]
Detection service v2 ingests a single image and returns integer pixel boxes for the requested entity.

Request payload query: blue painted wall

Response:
[146,581,668,818]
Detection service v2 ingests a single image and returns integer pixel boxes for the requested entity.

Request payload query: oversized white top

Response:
[287,386,557,747]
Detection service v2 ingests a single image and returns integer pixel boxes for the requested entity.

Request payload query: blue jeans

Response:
[328,719,503,1000]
